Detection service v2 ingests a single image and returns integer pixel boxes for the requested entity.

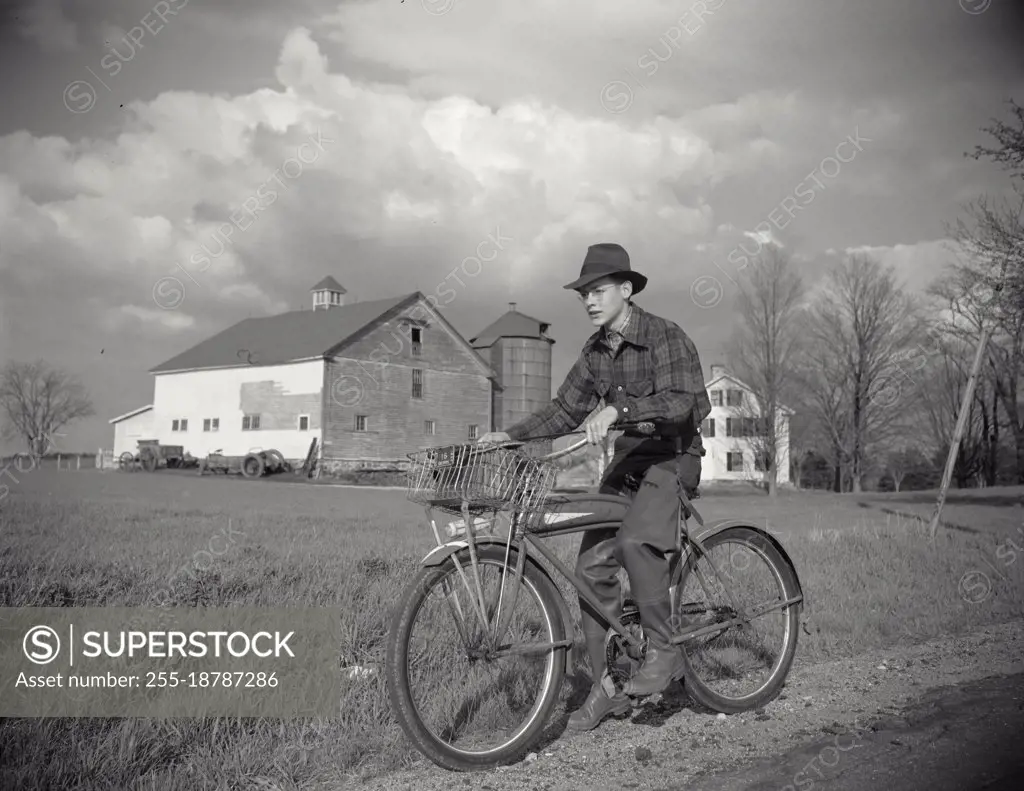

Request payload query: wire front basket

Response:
[405,441,558,519]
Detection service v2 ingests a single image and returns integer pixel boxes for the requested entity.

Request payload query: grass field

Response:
[1,466,1023,789]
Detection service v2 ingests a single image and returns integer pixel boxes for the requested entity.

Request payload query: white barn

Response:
[699,365,794,485]
[108,405,155,457]
[106,278,501,468]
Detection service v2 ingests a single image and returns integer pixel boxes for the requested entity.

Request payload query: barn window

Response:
[412,368,423,398]
[701,418,715,437]
[355,415,367,432]
[411,327,422,356]
[727,451,744,472]
[242,414,261,431]
[468,424,478,440]
[424,419,436,435]
[298,415,309,431]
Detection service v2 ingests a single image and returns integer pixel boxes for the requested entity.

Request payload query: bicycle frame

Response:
[415,433,804,672]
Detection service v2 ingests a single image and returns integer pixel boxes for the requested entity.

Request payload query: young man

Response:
[478,242,712,731]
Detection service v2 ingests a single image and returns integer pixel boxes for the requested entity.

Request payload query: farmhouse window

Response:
[412,368,423,398]
[203,418,217,432]
[727,389,744,406]
[425,419,436,435]
[755,452,770,472]
[298,415,309,431]
[468,424,478,440]
[710,389,722,406]
[172,419,179,431]
[411,327,422,356]
[727,451,744,472]
[701,418,715,437]
[355,415,367,431]
[242,414,261,431]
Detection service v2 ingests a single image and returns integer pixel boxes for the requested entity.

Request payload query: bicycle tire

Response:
[385,544,568,772]
[677,525,801,714]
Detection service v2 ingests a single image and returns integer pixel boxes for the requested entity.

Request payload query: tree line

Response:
[725,99,1024,494]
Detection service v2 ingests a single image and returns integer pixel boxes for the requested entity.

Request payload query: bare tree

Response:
[884,445,931,492]
[0,361,95,458]
[913,337,994,488]
[942,100,1024,482]
[724,246,805,497]
[794,330,852,491]
[800,254,924,493]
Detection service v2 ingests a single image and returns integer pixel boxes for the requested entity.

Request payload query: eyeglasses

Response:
[576,285,618,302]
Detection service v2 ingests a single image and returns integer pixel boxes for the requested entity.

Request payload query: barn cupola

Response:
[310,276,347,310]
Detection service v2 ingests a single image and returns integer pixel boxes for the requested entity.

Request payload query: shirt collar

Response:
[589,303,647,350]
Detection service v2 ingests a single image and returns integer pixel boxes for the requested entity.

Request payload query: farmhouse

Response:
[110,279,557,472]
[699,365,794,485]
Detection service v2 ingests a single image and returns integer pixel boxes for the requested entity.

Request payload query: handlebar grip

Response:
[610,420,657,435]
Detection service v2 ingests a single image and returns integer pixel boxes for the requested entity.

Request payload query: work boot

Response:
[621,643,685,697]
[567,681,631,731]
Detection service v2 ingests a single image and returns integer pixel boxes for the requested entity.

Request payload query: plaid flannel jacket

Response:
[505,304,712,453]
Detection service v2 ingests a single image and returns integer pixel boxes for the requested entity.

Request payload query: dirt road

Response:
[345,618,1024,790]
[683,671,1024,790]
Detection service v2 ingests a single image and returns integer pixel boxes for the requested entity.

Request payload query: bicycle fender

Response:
[419,539,577,674]
[685,518,804,601]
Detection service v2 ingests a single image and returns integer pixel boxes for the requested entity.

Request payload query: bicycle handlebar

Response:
[536,421,660,461]
[478,420,661,462]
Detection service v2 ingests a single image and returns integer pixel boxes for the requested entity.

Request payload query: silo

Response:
[470,303,554,433]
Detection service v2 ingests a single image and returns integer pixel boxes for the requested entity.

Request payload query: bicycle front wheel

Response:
[674,525,801,714]
[385,544,568,772]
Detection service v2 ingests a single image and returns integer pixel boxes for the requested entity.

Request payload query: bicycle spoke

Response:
[675,529,799,708]
[398,552,562,759]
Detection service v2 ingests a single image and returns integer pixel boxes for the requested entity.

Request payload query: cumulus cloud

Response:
[842,240,963,293]
[1,0,1019,454]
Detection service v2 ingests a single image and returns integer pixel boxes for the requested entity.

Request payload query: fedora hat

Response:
[563,242,648,295]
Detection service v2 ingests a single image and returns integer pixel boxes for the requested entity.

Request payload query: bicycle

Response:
[384,421,804,772]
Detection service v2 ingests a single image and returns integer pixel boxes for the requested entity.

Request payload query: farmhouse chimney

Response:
[710,364,727,380]
[310,276,347,310]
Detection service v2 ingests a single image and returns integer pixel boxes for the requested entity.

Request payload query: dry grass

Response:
[1,468,1023,789]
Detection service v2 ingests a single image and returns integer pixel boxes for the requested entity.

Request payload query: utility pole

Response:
[928,222,1016,540]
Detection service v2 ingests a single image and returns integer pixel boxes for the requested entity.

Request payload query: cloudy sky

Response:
[1,0,1022,454]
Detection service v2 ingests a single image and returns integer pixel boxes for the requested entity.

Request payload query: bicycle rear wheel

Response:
[673,526,801,714]
[385,544,568,772]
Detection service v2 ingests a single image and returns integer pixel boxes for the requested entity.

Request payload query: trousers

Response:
[575,437,702,679]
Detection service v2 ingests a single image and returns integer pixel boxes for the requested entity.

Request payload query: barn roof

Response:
[470,307,553,348]
[150,293,418,373]
[109,404,153,424]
